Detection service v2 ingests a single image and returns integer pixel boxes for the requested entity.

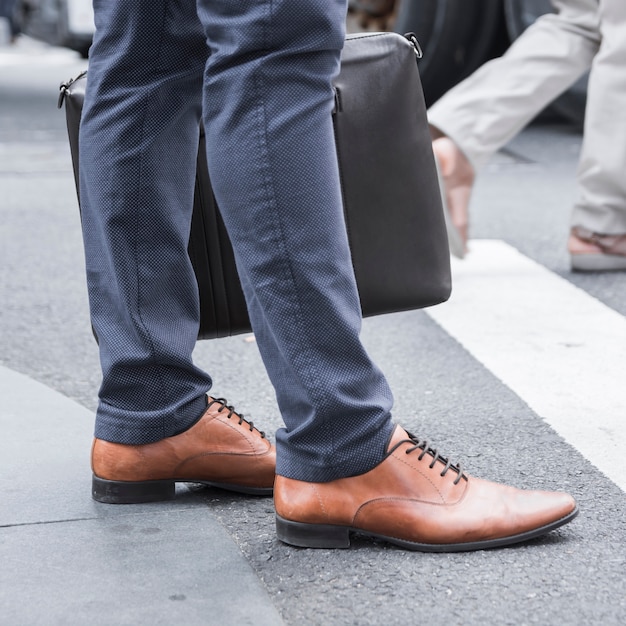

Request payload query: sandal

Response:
[569,226,626,272]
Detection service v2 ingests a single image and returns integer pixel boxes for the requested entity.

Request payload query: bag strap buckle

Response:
[404,32,423,59]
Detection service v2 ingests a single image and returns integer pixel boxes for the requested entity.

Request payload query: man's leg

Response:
[195,0,395,482]
[429,0,600,249]
[194,0,577,551]
[80,1,213,443]
[429,0,600,172]
[571,0,626,242]
[80,1,274,503]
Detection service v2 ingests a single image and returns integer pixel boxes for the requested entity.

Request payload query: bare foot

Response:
[432,136,475,253]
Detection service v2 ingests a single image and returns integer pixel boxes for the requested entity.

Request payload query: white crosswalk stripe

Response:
[427,239,626,492]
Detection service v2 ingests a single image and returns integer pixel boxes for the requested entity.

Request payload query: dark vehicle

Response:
[17,0,94,58]
[349,0,508,105]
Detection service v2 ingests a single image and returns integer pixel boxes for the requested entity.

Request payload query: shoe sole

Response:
[275,506,578,552]
[570,253,626,272]
[92,475,273,504]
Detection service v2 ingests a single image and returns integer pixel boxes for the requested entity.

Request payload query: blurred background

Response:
[2,0,587,125]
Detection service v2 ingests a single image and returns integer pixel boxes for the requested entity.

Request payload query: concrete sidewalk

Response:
[0,365,284,625]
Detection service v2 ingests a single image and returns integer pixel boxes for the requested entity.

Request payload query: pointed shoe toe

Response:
[274,425,577,552]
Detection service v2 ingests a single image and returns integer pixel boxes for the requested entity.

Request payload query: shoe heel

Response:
[92,475,176,504]
[276,515,351,549]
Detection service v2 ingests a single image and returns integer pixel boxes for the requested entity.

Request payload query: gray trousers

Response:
[428,0,626,234]
[78,0,394,482]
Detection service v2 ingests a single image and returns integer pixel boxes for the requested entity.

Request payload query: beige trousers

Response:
[428,0,626,234]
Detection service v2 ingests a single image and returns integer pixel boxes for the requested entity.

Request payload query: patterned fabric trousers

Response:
[78,0,395,481]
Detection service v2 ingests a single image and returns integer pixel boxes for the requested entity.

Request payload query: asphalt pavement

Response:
[2,36,626,625]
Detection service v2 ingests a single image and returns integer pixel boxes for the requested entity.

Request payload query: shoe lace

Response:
[389,431,467,485]
[207,397,266,438]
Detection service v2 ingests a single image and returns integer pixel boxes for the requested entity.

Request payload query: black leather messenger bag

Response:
[60,31,451,339]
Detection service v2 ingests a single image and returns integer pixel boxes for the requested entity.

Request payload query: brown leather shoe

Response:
[92,397,276,503]
[275,425,577,552]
